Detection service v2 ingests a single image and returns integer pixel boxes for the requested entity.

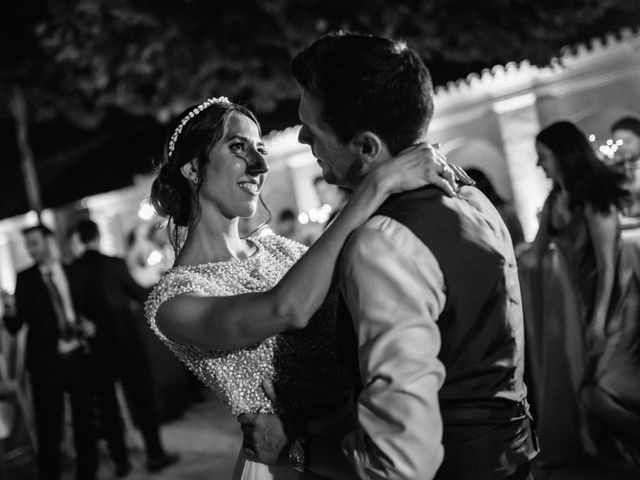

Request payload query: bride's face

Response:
[199,113,269,219]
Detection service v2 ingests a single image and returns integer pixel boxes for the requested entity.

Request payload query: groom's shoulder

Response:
[380,185,494,218]
[370,185,501,249]
[375,185,462,227]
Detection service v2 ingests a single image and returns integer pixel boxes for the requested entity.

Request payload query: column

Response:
[493,93,550,241]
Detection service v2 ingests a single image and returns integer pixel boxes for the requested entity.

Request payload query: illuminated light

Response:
[317,209,331,223]
[616,139,624,145]
[41,210,55,227]
[321,204,333,214]
[598,140,621,159]
[599,145,615,158]
[258,227,274,237]
[588,134,596,142]
[309,208,320,223]
[25,210,38,225]
[147,249,163,266]
[298,213,309,224]
[138,200,156,220]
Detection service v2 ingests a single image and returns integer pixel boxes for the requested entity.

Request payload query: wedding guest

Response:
[520,121,640,468]
[1,224,97,480]
[70,219,179,474]
[611,117,640,216]
[125,223,172,288]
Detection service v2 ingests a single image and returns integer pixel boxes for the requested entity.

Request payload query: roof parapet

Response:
[434,26,640,102]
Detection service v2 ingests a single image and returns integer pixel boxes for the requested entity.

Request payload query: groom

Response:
[240,32,538,479]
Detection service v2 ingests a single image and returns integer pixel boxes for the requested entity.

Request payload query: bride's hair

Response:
[150,98,265,252]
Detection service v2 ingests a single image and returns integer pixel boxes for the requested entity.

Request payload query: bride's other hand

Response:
[238,380,297,465]
[430,143,475,188]
[238,411,288,465]
[366,143,469,197]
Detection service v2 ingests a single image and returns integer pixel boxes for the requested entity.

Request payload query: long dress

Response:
[145,234,352,479]
[544,192,640,467]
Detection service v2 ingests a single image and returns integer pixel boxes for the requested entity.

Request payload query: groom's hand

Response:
[237,380,294,465]
[238,412,288,464]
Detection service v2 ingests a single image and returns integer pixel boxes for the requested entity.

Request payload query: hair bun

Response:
[150,164,191,226]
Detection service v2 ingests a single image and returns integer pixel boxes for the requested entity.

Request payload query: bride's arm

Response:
[156,144,451,350]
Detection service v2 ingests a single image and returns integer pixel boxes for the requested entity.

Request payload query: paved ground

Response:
[60,391,239,480]
[60,392,638,480]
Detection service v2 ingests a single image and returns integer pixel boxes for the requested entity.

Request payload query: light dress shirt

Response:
[39,262,81,354]
[339,215,447,480]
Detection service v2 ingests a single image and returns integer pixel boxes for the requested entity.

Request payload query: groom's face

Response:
[298,90,361,189]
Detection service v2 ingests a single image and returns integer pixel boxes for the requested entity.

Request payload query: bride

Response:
[145,96,462,479]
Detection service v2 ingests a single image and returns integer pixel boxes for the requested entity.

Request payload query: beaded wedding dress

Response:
[145,234,352,479]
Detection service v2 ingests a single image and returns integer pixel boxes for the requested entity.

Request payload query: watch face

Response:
[289,438,305,472]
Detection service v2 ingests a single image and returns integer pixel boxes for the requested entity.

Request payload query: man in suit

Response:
[611,116,640,216]
[241,32,538,479]
[69,219,179,474]
[2,224,97,480]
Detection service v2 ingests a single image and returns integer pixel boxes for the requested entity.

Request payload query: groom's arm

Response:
[337,216,446,480]
[240,216,446,480]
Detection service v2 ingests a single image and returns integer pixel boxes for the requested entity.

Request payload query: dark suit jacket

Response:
[4,264,82,376]
[70,249,149,359]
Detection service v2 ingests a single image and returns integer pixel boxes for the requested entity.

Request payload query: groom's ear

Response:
[350,131,388,169]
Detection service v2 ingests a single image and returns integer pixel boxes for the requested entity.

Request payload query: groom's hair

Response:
[291,31,434,156]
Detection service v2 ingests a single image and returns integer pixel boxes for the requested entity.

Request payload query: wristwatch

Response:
[288,437,306,473]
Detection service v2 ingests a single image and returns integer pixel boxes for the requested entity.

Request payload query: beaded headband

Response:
[167,96,231,158]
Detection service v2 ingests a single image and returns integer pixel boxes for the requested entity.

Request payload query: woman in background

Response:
[520,121,640,469]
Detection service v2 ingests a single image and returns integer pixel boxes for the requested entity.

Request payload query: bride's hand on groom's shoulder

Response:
[369,142,474,197]
[237,380,298,465]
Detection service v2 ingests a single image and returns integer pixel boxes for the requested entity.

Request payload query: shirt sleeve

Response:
[339,215,446,480]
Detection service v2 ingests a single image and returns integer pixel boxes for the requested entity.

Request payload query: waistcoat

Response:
[337,186,538,479]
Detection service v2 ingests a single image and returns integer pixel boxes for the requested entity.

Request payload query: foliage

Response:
[3,0,640,126]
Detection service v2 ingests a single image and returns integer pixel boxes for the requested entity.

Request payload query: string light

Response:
[138,199,156,220]
[297,204,333,225]
[147,249,163,266]
[588,134,623,160]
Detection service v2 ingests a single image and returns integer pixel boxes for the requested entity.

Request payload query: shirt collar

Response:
[39,261,63,277]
